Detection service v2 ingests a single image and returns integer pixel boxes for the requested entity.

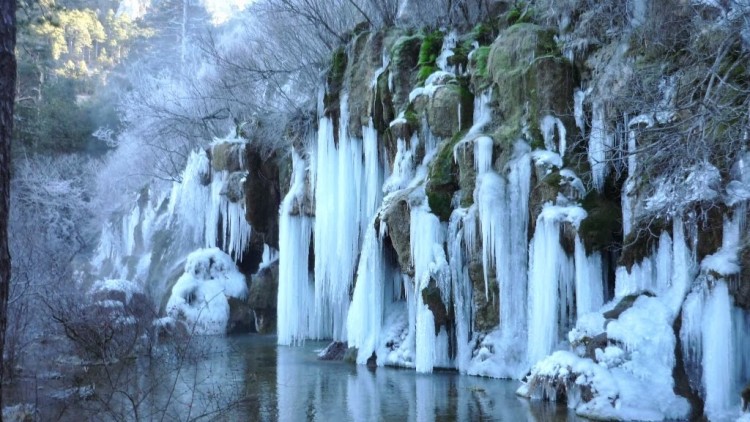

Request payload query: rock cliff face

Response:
[88,1,750,420]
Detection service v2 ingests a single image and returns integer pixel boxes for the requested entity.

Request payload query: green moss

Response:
[390,34,422,67]
[542,171,562,187]
[426,131,466,221]
[578,192,622,253]
[619,218,667,270]
[417,30,443,86]
[486,24,574,148]
[325,47,348,111]
[506,2,534,26]
[418,64,437,85]
[474,46,491,78]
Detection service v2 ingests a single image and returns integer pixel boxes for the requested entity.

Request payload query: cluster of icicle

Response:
[271,30,749,421]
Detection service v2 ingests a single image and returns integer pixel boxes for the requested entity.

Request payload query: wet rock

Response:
[244,146,282,249]
[421,280,449,331]
[248,261,279,334]
[319,341,348,361]
[223,171,247,203]
[212,142,245,173]
[390,35,422,112]
[427,84,473,139]
[468,259,499,331]
[735,246,750,310]
[227,296,255,335]
[346,31,387,137]
[382,197,412,275]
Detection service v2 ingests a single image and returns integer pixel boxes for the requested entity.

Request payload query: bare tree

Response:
[0,0,16,415]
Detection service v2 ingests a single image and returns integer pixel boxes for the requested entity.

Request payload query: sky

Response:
[118,0,254,25]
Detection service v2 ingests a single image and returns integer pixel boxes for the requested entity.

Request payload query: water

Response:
[9,335,582,421]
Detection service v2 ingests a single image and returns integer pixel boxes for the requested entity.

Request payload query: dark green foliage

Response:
[619,218,668,271]
[15,79,99,155]
[325,47,348,113]
[417,30,442,85]
[579,192,622,253]
[506,2,534,26]
[426,131,465,221]
[474,46,490,78]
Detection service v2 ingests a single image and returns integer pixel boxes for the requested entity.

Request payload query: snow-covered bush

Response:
[165,248,248,335]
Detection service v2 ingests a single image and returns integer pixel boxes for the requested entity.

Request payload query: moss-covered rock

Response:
[468,259,499,331]
[244,146,282,249]
[487,23,577,149]
[427,83,474,139]
[325,47,348,117]
[426,134,463,222]
[579,192,622,253]
[346,30,387,137]
[390,34,422,113]
[248,260,279,334]
[421,280,449,331]
[619,218,667,271]
[417,30,443,86]
[211,142,245,173]
[381,195,413,275]
[528,170,560,234]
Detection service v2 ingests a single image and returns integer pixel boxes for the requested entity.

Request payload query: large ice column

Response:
[169,150,212,245]
[346,221,386,364]
[504,142,532,335]
[166,149,252,261]
[410,202,449,373]
[313,96,384,341]
[615,230,675,298]
[588,101,613,192]
[573,236,604,316]
[448,207,473,372]
[277,150,316,345]
[527,205,586,366]
[702,280,735,420]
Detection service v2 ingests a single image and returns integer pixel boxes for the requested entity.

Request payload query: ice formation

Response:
[165,248,248,335]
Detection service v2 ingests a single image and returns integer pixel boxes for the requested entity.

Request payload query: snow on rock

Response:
[645,162,721,217]
[520,295,690,421]
[531,150,563,173]
[165,247,248,335]
[90,279,144,304]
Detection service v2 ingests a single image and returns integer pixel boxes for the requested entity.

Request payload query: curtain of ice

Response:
[313,95,383,341]
[277,150,317,345]
[167,149,252,261]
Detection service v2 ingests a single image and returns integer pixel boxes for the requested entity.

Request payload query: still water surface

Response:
[12,334,581,421]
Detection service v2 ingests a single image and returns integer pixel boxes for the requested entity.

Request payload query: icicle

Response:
[347,221,386,364]
[473,136,494,175]
[277,150,315,345]
[702,280,735,420]
[540,115,567,158]
[589,102,612,192]
[527,211,561,366]
[410,202,448,373]
[574,89,587,136]
[448,208,473,372]
[573,236,604,316]
[476,172,507,298]
[527,205,586,366]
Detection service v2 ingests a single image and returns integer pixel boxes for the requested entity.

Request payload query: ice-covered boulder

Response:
[165,248,249,335]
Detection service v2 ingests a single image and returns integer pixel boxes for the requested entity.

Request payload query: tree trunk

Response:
[0,0,16,415]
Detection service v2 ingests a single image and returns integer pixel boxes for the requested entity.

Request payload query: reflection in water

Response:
[9,335,580,421]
